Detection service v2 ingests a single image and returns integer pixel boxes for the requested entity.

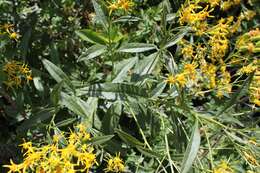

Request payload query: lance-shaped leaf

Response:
[134,52,160,75]
[76,83,150,100]
[92,0,108,29]
[136,146,162,158]
[164,28,189,49]
[17,108,55,133]
[118,43,157,53]
[112,56,138,83]
[115,129,144,147]
[180,120,201,173]
[113,16,141,23]
[75,29,108,45]
[60,93,96,118]
[89,135,114,145]
[78,44,107,62]
[42,59,69,83]
[42,59,74,90]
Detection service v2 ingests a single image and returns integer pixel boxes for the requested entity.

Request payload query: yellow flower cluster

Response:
[165,63,197,87]
[0,24,20,41]
[3,124,127,173]
[104,153,125,172]
[3,61,33,88]
[179,1,212,35]
[237,28,260,54]
[177,1,260,100]
[107,0,134,15]
[249,70,260,106]
[208,17,233,62]
[213,160,234,173]
[235,29,260,106]
[3,124,97,173]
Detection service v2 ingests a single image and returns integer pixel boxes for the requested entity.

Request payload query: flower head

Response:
[104,153,125,172]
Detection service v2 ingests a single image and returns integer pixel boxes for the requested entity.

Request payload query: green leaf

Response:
[78,44,107,62]
[89,135,114,145]
[17,108,55,133]
[92,0,108,29]
[118,43,157,53]
[76,83,150,100]
[164,28,189,49]
[113,16,141,23]
[33,76,44,92]
[115,129,144,147]
[112,57,138,83]
[42,59,74,90]
[101,102,122,134]
[180,120,201,173]
[134,52,160,75]
[51,81,64,106]
[19,28,31,58]
[151,82,167,98]
[56,118,77,127]
[75,29,108,45]
[136,146,162,158]
[42,59,68,83]
[60,93,92,117]
[50,43,60,65]
[216,72,254,116]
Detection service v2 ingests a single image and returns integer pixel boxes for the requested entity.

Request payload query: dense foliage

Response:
[0,0,260,172]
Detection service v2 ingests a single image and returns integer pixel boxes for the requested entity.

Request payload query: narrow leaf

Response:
[42,59,69,83]
[75,29,108,45]
[112,57,137,83]
[92,0,108,29]
[90,135,114,145]
[164,28,189,49]
[115,129,144,147]
[76,83,150,100]
[180,120,201,173]
[134,52,159,75]
[118,43,157,53]
[78,44,107,62]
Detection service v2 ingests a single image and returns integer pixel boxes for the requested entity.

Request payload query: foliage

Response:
[0,0,260,172]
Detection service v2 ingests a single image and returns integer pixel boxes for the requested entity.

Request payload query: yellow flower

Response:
[209,0,221,7]
[9,32,20,41]
[183,63,197,80]
[78,152,97,170]
[239,64,257,74]
[175,73,187,87]
[182,44,194,58]
[108,2,119,15]
[165,74,176,85]
[119,0,133,12]
[3,61,32,88]
[0,23,14,33]
[104,153,125,172]
[213,160,233,173]
[3,159,22,173]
